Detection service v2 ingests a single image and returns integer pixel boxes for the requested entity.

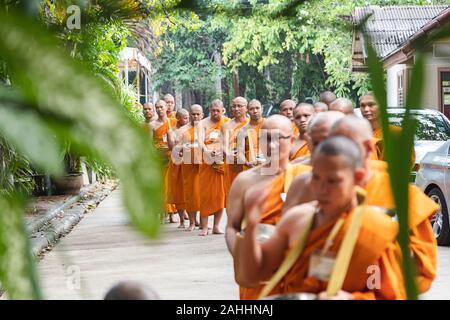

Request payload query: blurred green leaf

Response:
[0,193,41,299]
[0,10,163,236]
[365,35,418,300]
[0,93,63,175]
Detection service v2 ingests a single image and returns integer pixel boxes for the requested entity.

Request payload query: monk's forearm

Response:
[225,226,237,254]
[240,224,264,286]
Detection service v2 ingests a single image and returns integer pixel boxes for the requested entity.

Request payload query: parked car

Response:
[416,140,450,245]
[355,108,450,179]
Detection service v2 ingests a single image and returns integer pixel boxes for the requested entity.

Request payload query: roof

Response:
[351,5,449,71]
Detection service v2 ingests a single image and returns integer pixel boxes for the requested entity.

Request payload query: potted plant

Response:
[51,144,84,195]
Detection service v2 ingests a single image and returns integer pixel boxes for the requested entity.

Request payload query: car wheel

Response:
[428,187,450,246]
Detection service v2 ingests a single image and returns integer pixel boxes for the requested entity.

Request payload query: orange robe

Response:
[242,121,264,170]
[366,160,438,293]
[292,122,299,138]
[224,120,250,197]
[168,111,176,119]
[373,125,416,166]
[199,118,229,217]
[240,163,312,300]
[290,141,310,161]
[153,118,177,213]
[167,161,185,211]
[268,207,405,300]
[181,126,200,212]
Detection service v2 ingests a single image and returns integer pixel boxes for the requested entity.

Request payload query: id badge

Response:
[163,134,168,143]
[209,130,219,140]
[280,193,287,202]
[308,250,336,282]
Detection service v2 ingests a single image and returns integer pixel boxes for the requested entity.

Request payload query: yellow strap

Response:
[247,127,257,164]
[326,204,365,297]
[283,164,294,193]
[258,212,315,299]
[259,186,367,299]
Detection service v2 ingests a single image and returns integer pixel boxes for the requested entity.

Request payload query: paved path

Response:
[37,188,237,300]
[37,188,450,300]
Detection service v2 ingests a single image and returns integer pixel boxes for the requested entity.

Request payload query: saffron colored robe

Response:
[366,160,438,293]
[224,120,250,198]
[181,126,200,212]
[199,118,229,217]
[153,118,177,213]
[267,206,405,300]
[240,163,312,300]
[290,142,310,161]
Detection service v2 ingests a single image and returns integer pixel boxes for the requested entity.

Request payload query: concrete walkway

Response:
[37,187,450,300]
[37,188,237,300]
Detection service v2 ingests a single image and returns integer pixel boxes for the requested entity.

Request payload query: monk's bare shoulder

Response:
[278,201,317,246]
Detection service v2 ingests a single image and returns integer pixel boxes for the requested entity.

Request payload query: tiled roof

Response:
[353,5,449,58]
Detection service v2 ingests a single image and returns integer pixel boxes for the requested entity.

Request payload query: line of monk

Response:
[142,90,437,300]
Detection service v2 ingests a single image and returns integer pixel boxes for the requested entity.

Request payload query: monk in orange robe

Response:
[225,115,299,299]
[142,102,156,132]
[279,99,299,138]
[164,93,177,119]
[167,109,190,228]
[290,103,314,160]
[360,92,416,166]
[150,99,177,222]
[284,115,437,294]
[236,99,265,170]
[238,136,406,300]
[222,97,249,197]
[239,162,311,300]
[179,104,204,231]
[197,100,230,236]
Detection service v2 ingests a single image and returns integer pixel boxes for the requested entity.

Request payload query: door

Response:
[439,69,450,119]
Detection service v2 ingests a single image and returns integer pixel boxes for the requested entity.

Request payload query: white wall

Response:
[386,64,407,107]
[421,49,450,111]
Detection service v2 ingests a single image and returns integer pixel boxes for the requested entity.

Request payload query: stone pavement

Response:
[37,188,237,300]
[37,188,450,300]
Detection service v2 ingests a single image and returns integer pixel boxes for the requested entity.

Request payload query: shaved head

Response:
[313,102,328,113]
[260,115,294,160]
[249,99,262,108]
[155,100,166,108]
[232,96,248,106]
[330,115,375,161]
[261,114,293,135]
[314,136,363,170]
[104,281,160,300]
[294,103,315,115]
[176,108,189,118]
[293,103,315,134]
[280,99,296,120]
[190,104,203,113]
[307,111,345,152]
[210,99,224,109]
[319,91,337,106]
[331,116,372,141]
[329,98,354,115]
[190,104,204,124]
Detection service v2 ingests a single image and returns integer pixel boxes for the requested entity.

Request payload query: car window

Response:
[388,113,450,141]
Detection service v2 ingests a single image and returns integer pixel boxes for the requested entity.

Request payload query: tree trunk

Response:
[232,71,240,97]
[213,50,223,98]
[175,85,183,111]
[284,53,293,100]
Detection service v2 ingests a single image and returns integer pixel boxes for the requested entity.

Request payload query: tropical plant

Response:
[0,3,164,299]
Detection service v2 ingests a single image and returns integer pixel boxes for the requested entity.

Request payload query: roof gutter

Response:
[382,6,450,69]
